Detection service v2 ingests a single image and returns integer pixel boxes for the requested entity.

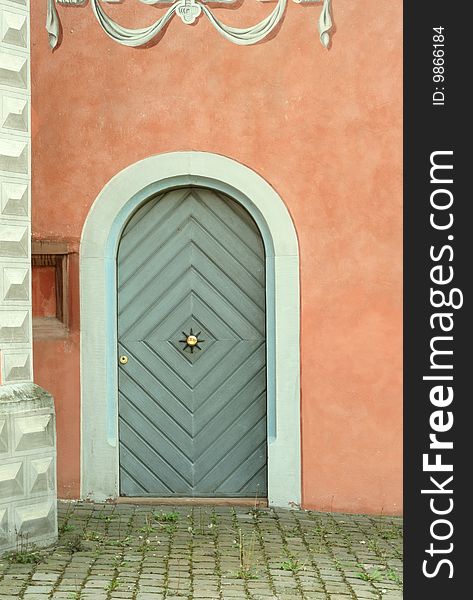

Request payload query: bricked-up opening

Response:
[32,241,70,337]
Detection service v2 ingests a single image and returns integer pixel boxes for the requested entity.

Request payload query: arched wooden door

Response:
[117,187,267,497]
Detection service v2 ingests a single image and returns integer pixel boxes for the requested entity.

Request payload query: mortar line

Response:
[271,509,308,600]
[290,511,331,600]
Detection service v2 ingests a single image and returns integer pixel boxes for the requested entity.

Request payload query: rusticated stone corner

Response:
[0,383,57,553]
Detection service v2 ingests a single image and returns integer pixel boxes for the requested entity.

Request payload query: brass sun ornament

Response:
[180,328,205,353]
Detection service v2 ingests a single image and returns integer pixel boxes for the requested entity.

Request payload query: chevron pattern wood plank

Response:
[117,188,267,497]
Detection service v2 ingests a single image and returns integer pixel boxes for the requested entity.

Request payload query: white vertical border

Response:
[80,152,300,507]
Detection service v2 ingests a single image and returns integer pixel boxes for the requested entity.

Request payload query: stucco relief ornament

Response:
[46,0,333,50]
[46,0,60,49]
[175,0,202,24]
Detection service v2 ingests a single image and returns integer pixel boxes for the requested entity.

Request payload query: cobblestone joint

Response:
[0,501,403,599]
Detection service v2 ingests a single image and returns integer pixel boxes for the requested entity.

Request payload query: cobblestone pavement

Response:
[0,501,403,600]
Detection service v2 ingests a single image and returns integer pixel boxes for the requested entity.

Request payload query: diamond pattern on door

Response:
[117,187,267,497]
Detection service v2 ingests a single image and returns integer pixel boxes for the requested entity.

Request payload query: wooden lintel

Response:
[32,239,80,254]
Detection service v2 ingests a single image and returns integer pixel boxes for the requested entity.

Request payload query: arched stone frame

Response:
[80,152,300,507]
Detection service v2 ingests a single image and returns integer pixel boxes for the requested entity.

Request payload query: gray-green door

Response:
[117,187,267,497]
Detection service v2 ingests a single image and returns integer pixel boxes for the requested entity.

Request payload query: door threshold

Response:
[116,497,268,507]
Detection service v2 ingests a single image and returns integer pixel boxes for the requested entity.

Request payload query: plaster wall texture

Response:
[0,0,57,553]
[31,1,402,514]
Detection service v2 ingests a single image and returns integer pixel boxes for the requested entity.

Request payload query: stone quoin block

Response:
[29,456,54,495]
[14,498,56,538]
[1,9,28,49]
[2,350,31,382]
[3,1,27,7]
[0,459,23,499]
[0,179,28,216]
[0,0,55,556]
[13,413,53,453]
[0,506,9,546]
[0,222,28,257]
[1,1,27,7]
[0,418,7,454]
[2,265,29,301]
[1,94,28,133]
[0,385,57,553]
[0,51,28,90]
[0,309,29,342]
[0,137,28,174]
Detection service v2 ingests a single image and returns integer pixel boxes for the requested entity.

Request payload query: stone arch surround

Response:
[80,152,300,507]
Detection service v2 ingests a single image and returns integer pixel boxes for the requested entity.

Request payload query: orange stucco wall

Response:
[31,2,402,513]
[32,266,56,317]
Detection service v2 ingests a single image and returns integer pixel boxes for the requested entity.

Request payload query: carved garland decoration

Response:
[47,0,333,50]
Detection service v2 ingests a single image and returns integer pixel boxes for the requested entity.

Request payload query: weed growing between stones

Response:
[279,557,304,573]
[356,567,384,582]
[234,527,259,580]
[107,535,132,547]
[97,513,117,523]
[83,531,104,543]
[3,532,42,564]
[58,523,75,534]
[105,578,121,591]
[272,510,308,598]
[386,567,403,585]
[139,523,154,535]
[0,501,403,600]
[379,525,403,540]
[64,535,84,553]
[153,510,180,523]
